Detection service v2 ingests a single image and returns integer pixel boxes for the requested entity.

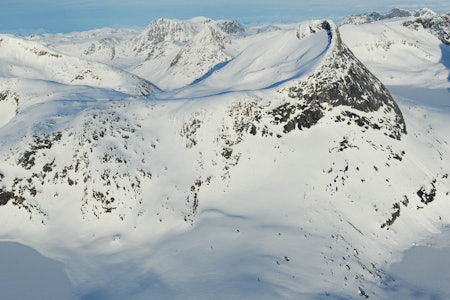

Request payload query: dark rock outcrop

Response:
[403,15,450,45]
[274,21,407,139]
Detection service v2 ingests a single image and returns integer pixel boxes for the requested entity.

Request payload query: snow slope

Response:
[387,225,450,299]
[340,9,450,89]
[0,15,449,300]
[29,27,139,63]
[0,34,157,96]
[0,242,75,300]
[170,21,331,98]
[0,77,129,129]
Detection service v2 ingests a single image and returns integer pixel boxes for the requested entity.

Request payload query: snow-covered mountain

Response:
[341,7,438,25]
[33,18,242,90]
[0,34,157,129]
[123,17,234,89]
[0,34,157,95]
[403,13,450,45]
[342,8,450,46]
[340,9,450,89]
[0,12,450,299]
[29,27,139,62]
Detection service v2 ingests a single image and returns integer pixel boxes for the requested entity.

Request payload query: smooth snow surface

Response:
[0,242,75,300]
[178,30,329,96]
[387,226,450,300]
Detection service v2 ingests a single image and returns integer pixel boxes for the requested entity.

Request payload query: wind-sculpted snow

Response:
[0,17,449,300]
[169,22,330,97]
[0,35,157,96]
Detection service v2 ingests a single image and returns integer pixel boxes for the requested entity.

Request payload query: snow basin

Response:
[0,242,75,300]
[385,225,450,300]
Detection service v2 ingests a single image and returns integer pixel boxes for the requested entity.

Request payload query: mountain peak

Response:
[216,20,245,35]
[278,21,406,139]
[128,18,198,55]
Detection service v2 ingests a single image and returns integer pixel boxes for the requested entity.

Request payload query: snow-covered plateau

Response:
[0,9,449,299]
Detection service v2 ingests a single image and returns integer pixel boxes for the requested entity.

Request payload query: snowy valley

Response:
[0,8,450,299]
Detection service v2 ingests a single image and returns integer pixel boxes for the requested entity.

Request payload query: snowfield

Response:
[0,9,449,300]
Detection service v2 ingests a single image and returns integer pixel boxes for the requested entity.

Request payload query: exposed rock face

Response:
[84,38,118,60]
[217,20,245,35]
[169,25,230,69]
[129,18,197,54]
[403,15,450,45]
[273,21,407,139]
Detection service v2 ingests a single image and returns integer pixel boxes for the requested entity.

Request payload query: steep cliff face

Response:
[273,21,406,139]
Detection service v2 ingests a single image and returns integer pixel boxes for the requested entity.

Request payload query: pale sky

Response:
[1,0,449,34]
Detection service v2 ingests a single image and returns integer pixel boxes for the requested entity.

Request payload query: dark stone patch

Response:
[18,133,62,170]
[288,107,324,132]
[0,190,14,205]
[0,188,27,207]
[270,103,324,134]
[42,159,55,173]
[249,124,257,135]
[341,111,370,128]
[381,202,401,229]
[417,181,437,204]
[31,49,62,58]
[392,151,405,161]
[221,148,233,159]
[401,195,409,207]
[18,151,36,170]
[329,137,360,153]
